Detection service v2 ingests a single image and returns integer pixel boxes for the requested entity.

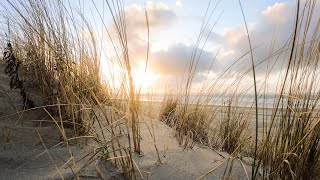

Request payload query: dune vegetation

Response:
[0,0,319,179]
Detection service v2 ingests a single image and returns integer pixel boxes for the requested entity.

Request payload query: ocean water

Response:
[140,93,320,109]
[140,94,281,108]
[137,93,320,133]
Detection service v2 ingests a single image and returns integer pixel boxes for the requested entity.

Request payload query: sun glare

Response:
[132,61,159,92]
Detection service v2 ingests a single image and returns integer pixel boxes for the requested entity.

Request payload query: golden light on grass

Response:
[1,0,319,179]
[132,60,159,92]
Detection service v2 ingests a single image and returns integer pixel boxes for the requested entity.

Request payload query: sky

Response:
[1,0,319,94]
[84,0,314,94]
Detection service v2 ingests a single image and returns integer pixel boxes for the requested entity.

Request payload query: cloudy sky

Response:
[54,0,320,93]
[0,0,317,96]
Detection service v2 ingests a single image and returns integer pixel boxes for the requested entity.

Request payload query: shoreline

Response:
[137,99,320,118]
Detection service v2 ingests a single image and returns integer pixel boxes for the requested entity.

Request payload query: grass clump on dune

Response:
[220,97,250,154]
[160,95,178,127]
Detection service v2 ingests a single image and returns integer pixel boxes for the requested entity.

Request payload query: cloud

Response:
[176,0,182,7]
[120,2,178,66]
[261,2,290,24]
[129,1,298,85]
[208,2,297,75]
[200,0,320,93]
[124,2,176,36]
[148,43,216,76]
[120,3,217,82]
[105,0,319,92]
[219,0,319,74]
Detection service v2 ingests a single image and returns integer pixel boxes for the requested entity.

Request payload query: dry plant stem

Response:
[36,129,64,180]
[145,121,163,164]
[1,0,138,178]
[238,1,259,178]
[144,7,150,73]
[239,159,250,180]
[196,160,227,180]
[57,98,79,179]
[197,134,249,179]
[256,0,302,178]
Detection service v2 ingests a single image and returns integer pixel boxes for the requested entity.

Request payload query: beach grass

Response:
[1,0,319,179]
[0,0,145,178]
[159,0,320,179]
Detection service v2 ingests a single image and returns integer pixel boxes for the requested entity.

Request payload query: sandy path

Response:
[132,116,254,180]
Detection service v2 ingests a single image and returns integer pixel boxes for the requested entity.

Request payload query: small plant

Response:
[3,42,34,109]
[220,98,250,154]
[160,95,178,127]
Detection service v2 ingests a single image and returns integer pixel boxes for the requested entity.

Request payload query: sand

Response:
[0,60,254,179]
[0,61,124,180]
[132,117,253,179]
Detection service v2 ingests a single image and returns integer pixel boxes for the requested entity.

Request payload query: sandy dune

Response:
[0,60,254,179]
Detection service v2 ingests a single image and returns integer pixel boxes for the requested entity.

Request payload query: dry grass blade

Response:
[36,129,65,180]
[238,1,259,178]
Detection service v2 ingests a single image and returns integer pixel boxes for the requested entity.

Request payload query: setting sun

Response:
[1,0,319,179]
[132,61,159,92]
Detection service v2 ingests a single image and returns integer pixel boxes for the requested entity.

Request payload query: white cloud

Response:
[222,27,246,46]
[209,1,297,74]
[117,2,177,68]
[261,3,290,24]
[176,0,182,7]
[125,2,176,31]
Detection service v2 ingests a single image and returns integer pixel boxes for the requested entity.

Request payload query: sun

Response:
[132,61,158,92]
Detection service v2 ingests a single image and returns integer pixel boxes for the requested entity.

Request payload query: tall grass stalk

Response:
[238,1,259,178]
